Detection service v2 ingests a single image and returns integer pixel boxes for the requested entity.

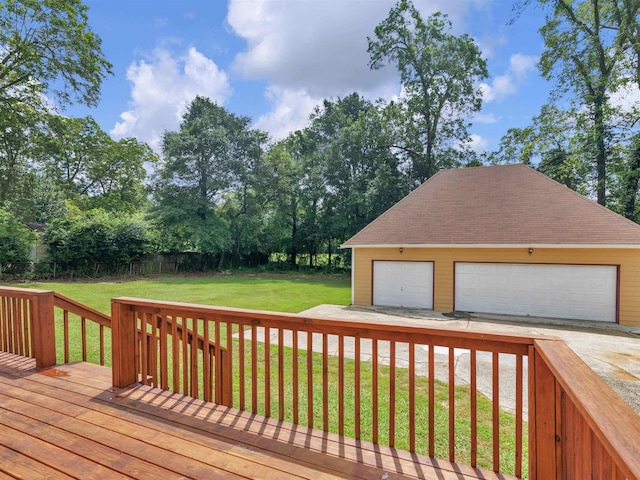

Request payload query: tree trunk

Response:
[217,251,225,273]
[594,97,607,206]
[623,138,640,220]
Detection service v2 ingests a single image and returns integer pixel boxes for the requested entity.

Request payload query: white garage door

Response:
[373,261,434,308]
[455,263,617,322]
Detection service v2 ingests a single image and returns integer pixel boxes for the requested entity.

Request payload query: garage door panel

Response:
[373,261,433,309]
[455,263,617,322]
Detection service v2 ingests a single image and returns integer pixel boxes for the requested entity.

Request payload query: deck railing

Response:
[112,297,536,476]
[0,286,638,479]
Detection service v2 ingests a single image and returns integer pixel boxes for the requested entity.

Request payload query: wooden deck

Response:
[0,352,513,480]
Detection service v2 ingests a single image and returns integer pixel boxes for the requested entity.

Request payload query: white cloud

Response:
[480,53,538,103]
[609,81,640,116]
[254,87,322,140]
[227,0,395,97]
[469,133,489,153]
[111,47,231,152]
[227,0,488,137]
[474,112,499,124]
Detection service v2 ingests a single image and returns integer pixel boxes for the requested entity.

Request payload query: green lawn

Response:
[14,273,352,314]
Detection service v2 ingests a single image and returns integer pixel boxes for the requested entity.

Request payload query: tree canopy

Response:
[0,0,112,110]
[368,0,488,184]
[3,0,640,274]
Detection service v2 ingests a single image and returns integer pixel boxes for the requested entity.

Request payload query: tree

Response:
[152,96,267,267]
[257,141,304,266]
[533,0,640,205]
[368,0,488,184]
[0,0,112,109]
[32,115,154,213]
[33,115,110,197]
[608,132,640,221]
[82,137,156,213]
[0,102,41,205]
[306,94,408,256]
[3,174,68,223]
[492,104,592,193]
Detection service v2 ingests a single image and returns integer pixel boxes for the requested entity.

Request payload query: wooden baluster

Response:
[140,313,148,385]
[171,316,179,393]
[292,329,299,425]
[22,298,31,358]
[190,317,198,399]
[99,324,105,366]
[492,351,500,472]
[265,327,271,417]
[63,310,70,364]
[251,324,257,414]
[470,349,477,468]
[372,339,378,444]
[239,324,245,410]
[203,319,211,402]
[515,353,523,478]
[225,321,233,408]
[278,329,284,421]
[181,316,188,395]
[428,343,435,458]
[307,331,313,428]
[409,342,416,452]
[159,315,168,390]
[389,340,396,448]
[338,335,344,437]
[355,336,361,440]
[15,297,23,357]
[81,317,87,362]
[449,347,455,462]
[322,333,328,432]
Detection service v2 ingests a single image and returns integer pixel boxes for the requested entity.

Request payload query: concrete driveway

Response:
[299,304,640,417]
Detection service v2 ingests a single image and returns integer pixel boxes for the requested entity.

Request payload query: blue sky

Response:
[66,0,552,154]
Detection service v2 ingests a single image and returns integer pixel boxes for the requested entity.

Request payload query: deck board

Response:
[0,353,516,480]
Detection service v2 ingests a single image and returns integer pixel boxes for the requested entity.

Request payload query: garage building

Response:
[342,164,640,326]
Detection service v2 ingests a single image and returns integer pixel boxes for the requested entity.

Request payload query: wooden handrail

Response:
[0,285,50,298]
[534,339,640,479]
[113,296,545,355]
[53,292,111,327]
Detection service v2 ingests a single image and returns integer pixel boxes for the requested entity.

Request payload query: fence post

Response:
[112,298,137,387]
[31,291,56,368]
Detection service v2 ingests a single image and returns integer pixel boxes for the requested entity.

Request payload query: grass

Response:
[8,274,526,477]
[14,273,352,314]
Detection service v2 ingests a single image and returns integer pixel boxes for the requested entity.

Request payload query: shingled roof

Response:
[343,164,640,247]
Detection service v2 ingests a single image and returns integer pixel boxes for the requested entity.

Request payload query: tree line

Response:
[1,0,640,276]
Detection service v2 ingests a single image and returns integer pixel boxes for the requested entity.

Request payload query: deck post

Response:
[530,342,560,480]
[31,291,57,368]
[112,299,137,387]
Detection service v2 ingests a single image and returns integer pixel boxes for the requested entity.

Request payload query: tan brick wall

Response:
[351,247,640,326]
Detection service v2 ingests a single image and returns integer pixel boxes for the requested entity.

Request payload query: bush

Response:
[43,210,156,274]
[0,208,37,268]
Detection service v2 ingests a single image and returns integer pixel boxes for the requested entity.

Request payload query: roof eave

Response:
[341,243,640,249]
